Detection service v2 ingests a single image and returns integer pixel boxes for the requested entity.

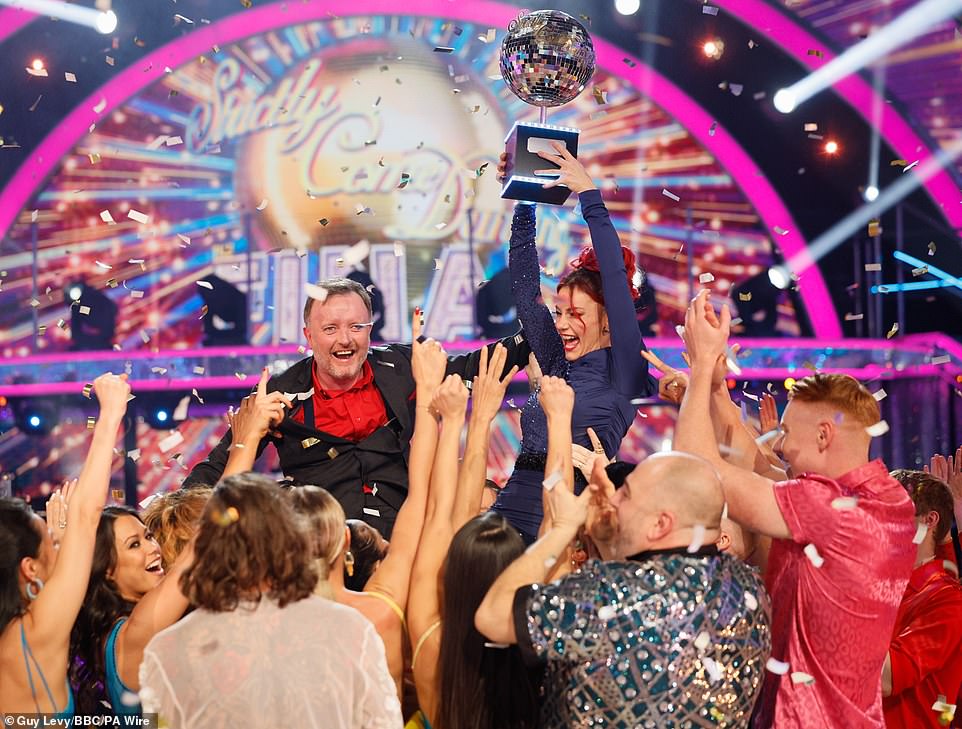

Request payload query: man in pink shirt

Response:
[674,290,916,728]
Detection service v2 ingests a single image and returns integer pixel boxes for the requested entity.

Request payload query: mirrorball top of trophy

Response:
[500,10,596,108]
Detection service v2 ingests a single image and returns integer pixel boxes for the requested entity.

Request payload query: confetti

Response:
[318,218,329,226]
[172,396,191,421]
[912,522,929,544]
[831,496,859,510]
[26,66,48,77]
[867,220,881,237]
[87,416,96,430]
[592,87,607,105]
[193,366,205,375]
[256,198,269,210]
[886,323,899,339]
[804,123,818,132]
[766,658,790,675]
[305,283,329,303]
[111,489,125,502]
[433,46,455,53]
[662,189,680,202]
[542,470,563,492]
[709,122,717,136]
[931,355,950,365]
[79,306,91,315]
[127,209,149,224]
[803,543,824,568]
[211,506,240,526]
[165,135,183,146]
[327,447,339,460]
[698,273,715,284]
[100,210,116,224]
[701,656,723,683]
[622,58,637,68]
[479,28,497,43]
[95,260,112,270]
[703,5,719,15]
[88,153,101,164]
[866,420,890,437]
[738,292,753,302]
[807,49,824,57]
[196,280,214,290]
[791,672,815,685]
[864,263,881,272]
[694,631,711,651]
[903,160,919,173]
[912,266,929,277]
[435,222,448,230]
[302,437,320,449]
[130,290,144,299]
[159,431,184,453]
[928,242,936,256]
[93,97,107,114]
[844,313,864,321]
[891,159,907,167]
[434,259,443,270]
[773,226,790,236]
[687,524,706,553]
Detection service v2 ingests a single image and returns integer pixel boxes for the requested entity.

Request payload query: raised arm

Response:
[452,343,518,529]
[221,368,292,479]
[31,373,130,650]
[116,539,193,690]
[365,311,447,605]
[538,376,576,537]
[673,291,790,540]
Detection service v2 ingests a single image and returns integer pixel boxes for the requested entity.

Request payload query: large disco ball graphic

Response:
[500,10,596,108]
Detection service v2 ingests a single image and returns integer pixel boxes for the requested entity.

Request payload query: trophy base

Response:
[500,121,580,206]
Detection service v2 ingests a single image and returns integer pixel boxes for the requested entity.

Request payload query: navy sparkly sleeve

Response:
[578,190,656,398]
[509,203,567,377]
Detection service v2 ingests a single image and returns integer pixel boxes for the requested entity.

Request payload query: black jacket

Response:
[183,335,530,537]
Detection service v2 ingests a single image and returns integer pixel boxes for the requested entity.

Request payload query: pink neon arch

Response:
[0,0,841,335]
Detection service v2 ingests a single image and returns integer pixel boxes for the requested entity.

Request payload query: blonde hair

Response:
[285,486,346,600]
[141,487,212,570]
[788,373,880,428]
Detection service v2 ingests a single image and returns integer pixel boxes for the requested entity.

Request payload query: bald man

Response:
[476,452,772,728]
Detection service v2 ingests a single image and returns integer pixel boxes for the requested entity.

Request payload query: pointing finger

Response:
[257,367,269,399]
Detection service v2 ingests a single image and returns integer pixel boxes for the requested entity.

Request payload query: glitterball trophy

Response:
[499,9,596,205]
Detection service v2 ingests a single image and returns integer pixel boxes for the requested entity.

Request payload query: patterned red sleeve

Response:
[771,474,846,547]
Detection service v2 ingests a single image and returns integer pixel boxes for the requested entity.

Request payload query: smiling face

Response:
[303,293,373,390]
[108,515,164,602]
[554,285,610,361]
[772,400,828,479]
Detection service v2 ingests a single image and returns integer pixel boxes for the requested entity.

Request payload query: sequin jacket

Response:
[514,550,772,728]
[508,191,656,461]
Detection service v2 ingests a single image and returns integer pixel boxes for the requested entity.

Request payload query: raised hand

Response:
[571,428,612,483]
[927,447,962,507]
[538,375,575,422]
[533,141,597,193]
[524,352,543,393]
[683,290,731,367]
[585,458,619,554]
[229,368,293,445]
[471,344,518,425]
[45,478,77,548]
[545,477,591,532]
[411,307,447,393]
[92,372,131,421]
[642,349,689,404]
[759,393,779,434]
[431,374,469,421]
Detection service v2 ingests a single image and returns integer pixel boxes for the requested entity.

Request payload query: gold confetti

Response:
[886,322,899,339]
[87,416,97,429]
[318,218,329,226]
[928,242,936,256]
[592,86,607,105]
[738,292,752,301]
[302,437,320,449]
[82,383,93,399]
[327,447,338,460]
[211,506,240,526]
[890,159,907,167]
[807,49,823,57]
[867,220,881,237]
[112,489,125,501]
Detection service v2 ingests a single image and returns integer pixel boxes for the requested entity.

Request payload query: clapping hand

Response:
[471,344,518,425]
[683,290,731,368]
[926,447,962,511]
[533,141,597,193]
[759,393,779,434]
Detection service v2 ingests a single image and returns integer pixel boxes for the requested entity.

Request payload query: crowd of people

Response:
[2,145,961,728]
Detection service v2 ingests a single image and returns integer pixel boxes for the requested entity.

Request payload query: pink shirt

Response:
[753,459,916,729]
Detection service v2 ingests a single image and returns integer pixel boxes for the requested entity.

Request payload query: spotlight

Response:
[68,282,117,351]
[767,266,791,290]
[11,397,60,437]
[614,0,641,15]
[863,185,879,202]
[824,140,839,155]
[154,408,169,424]
[142,395,184,429]
[773,88,797,114]
[95,10,117,34]
[196,274,248,347]
[702,39,725,60]
[31,58,44,72]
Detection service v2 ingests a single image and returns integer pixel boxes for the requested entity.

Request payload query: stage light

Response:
[773,88,797,114]
[31,58,44,72]
[702,39,724,60]
[863,185,879,202]
[28,415,40,428]
[154,408,169,424]
[614,0,641,15]
[768,266,791,290]
[824,140,839,155]
[12,397,59,437]
[196,274,248,347]
[95,10,117,34]
[67,284,83,302]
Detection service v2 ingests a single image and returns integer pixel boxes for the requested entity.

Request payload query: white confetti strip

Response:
[701,656,723,683]
[158,431,184,453]
[687,524,706,553]
[872,388,887,401]
[130,290,144,299]
[165,135,183,146]
[661,189,680,202]
[256,198,269,211]
[305,283,329,303]
[127,209,149,224]
[79,306,91,315]
[93,97,107,114]
[865,420,889,437]
[803,543,824,568]
[864,263,882,272]
[193,366,205,375]
[342,239,371,267]
[931,355,950,365]
[64,72,77,83]
[172,395,191,421]
[766,658,790,675]
[542,470,563,492]
[100,210,115,224]
[674,324,686,340]
[831,496,858,510]
[196,280,214,290]
[791,672,815,685]
[912,522,928,545]
[773,226,790,236]
[698,273,715,284]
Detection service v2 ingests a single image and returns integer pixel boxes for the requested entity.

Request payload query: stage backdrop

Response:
[0,8,809,501]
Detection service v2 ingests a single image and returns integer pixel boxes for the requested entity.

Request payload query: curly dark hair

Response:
[0,498,42,634]
[181,473,316,611]
[69,505,139,715]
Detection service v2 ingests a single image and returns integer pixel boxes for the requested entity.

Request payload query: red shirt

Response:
[291,361,388,442]
[755,460,916,729]
[884,560,962,729]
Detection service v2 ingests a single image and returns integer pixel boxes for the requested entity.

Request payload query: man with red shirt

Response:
[185,277,529,537]
[883,470,962,729]
[673,290,916,728]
